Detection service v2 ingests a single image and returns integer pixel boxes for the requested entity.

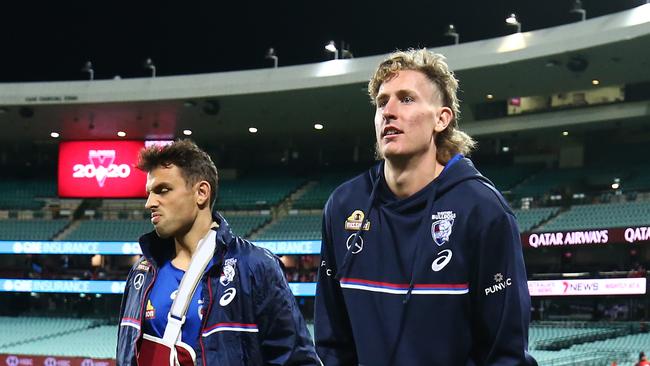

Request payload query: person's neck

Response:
[172,211,214,271]
[384,152,444,199]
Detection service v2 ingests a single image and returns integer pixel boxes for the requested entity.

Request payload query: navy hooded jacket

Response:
[117,211,321,365]
[314,157,536,366]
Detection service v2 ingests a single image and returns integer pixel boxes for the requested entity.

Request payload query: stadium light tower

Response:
[570,0,586,21]
[340,41,353,59]
[325,40,339,60]
[266,48,278,68]
[325,40,353,60]
[505,13,522,33]
[81,61,94,80]
[144,58,156,78]
[445,24,459,44]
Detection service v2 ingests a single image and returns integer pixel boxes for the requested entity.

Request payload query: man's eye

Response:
[157,187,169,194]
[377,99,387,108]
[402,96,414,103]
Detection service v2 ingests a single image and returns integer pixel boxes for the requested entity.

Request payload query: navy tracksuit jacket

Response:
[117,212,321,365]
[315,157,537,366]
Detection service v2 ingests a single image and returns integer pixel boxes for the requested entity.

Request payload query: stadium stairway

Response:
[528,207,567,232]
[288,181,318,205]
[52,220,82,241]
[248,181,318,240]
[249,210,290,241]
[234,214,271,239]
[507,167,546,199]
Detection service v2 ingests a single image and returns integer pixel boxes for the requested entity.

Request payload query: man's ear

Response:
[434,107,453,132]
[196,181,211,208]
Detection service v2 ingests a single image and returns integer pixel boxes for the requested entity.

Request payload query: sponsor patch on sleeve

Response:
[345,210,370,231]
[136,259,150,272]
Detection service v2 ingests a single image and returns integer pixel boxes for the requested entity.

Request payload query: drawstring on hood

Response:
[334,166,381,281]
[401,153,465,304]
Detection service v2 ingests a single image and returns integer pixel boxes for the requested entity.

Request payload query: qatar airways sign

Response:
[58,141,147,198]
[526,230,609,248]
[523,226,650,248]
[528,278,646,296]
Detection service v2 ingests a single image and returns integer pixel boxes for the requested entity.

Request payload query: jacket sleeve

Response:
[116,263,136,365]
[314,199,358,366]
[471,210,537,366]
[255,251,322,365]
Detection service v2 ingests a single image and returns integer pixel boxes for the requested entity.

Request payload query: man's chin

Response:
[154,228,172,239]
[376,142,406,161]
[381,149,403,161]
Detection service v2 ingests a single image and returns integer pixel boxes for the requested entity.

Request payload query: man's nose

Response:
[382,98,397,121]
[145,194,157,209]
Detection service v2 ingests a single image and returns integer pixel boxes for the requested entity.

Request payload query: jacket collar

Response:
[138,210,231,269]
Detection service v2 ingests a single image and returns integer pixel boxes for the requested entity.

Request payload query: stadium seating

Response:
[224,214,271,238]
[291,163,548,210]
[528,324,609,348]
[244,207,559,240]
[0,180,56,210]
[254,213,321,240]
[527,349,632,366]
[59,214,270,241]
[61,220,152,241]
[510,168,585,199]
[514,207,560,232]
[510,165,634,200]
[292,173,356,209]
[569,332,650,354]
[527,323,643,365]
[0,219,68,240]
[478,163,544,192]
[217,177,305,210]
[625,163,650,192]
[0,317,99,348]
[536,201,650,232]
[5,318,643,364]
[0,323,116,359]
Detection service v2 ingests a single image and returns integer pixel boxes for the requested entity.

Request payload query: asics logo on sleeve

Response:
[431,249,453,272]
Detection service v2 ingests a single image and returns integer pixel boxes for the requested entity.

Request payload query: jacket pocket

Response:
[202,325,262,365]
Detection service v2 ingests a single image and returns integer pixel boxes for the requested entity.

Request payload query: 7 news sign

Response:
[58,141,147,198]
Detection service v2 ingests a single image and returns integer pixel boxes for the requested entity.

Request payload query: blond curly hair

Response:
[368,49,476,163]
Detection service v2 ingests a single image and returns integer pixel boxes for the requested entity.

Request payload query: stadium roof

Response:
[0,2,649,149]
[0,1,643,82]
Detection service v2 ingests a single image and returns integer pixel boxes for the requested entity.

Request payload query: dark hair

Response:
[137,139,218,208]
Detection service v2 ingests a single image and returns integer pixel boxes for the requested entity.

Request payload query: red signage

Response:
[58,141,147,198]
[522,226,650,249]
[1,354,115,366]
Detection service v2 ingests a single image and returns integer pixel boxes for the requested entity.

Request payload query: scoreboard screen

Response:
[58,140,148,198]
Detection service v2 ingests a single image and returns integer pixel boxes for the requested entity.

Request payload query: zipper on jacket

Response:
[199,274,214,366]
